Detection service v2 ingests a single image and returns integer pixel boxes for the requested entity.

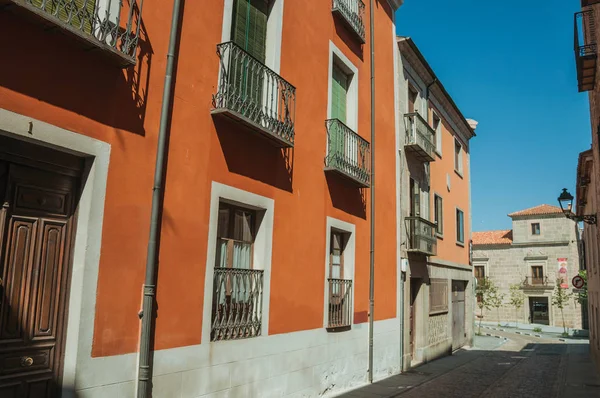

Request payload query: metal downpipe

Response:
[368,0,376,384]
[137,0,183,396]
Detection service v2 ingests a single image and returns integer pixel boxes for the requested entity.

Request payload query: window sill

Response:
[454,169,464,179]
[456,241,465,247]
[435,150,442,159]
[436,233,444,240]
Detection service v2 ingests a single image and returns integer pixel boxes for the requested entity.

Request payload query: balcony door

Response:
[330,63,354,170]
[410,178,420,217]
[230,0,269,112]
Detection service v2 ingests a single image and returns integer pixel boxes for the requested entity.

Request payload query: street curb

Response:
[483,332,508,340]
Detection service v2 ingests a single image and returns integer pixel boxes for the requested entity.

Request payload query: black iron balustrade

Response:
[405,216,437,256]
[327,278,353,329]
[404,113,436,162]
[575,10,598,91]
[211,267,264,341]
[332,0,366,43]
[522,276,551,288]
[212,41,296,147]
[12,0,143,65]
[325,119,371,187]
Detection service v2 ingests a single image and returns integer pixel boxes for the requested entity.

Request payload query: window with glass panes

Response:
[531,223,541,235]
[434,194,443,235]
[531,266,544,285]
[329,231,345,280]
[216,203,255,270]
[456,208,464,244]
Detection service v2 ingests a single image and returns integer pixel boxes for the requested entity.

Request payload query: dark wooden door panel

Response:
[0,161,79,398]
[0,217,38,343]
[30,220,67,341]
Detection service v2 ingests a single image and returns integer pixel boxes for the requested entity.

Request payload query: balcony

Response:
[327,278,353,330]
[575,10,598,92]
[212,41,296,148]
[582,0,600,6]
[3,0,143,66]
[405,216,437,256]
[521,276,552,290]
[324,119,371,188]
[211,267,264,341]
[404,113,436,162]
[332,0,366,44]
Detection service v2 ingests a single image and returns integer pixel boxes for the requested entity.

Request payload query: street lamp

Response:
[557,188,597,224]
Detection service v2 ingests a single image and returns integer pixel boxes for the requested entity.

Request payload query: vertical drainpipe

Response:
[368,0,376,384]
[137,0,183,396]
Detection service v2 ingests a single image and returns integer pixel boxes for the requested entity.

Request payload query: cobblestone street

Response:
[338,330,600,398]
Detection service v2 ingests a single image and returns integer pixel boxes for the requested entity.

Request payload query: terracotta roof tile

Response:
[508,204,563,217]
[472,230,513,245]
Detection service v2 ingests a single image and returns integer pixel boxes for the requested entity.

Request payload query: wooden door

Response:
[409,278,421,359]
[451,280,466,351]
[0,163,78,398]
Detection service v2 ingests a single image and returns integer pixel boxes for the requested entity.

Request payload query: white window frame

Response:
[220,0,285,74]
[432,110,442,156]
[433,193,443,237]
[454,137,463,176]
[202,182,274,342]
[327,41,359,131]
[323,217,356,328]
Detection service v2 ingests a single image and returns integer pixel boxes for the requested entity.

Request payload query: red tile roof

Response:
[508,204,563,217]
[472,230,513,245]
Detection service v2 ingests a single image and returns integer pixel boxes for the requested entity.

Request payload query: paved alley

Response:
[338,330,600,398]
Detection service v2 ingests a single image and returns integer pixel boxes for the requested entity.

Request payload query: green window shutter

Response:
[32,0,96,34]
[331,64,348,123]
[231,0,268,63]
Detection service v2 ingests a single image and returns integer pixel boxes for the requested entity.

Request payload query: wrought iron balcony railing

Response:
[332,0,366,44]
[404,113,436,162]
[211,267,264,341]
[8,0,143,66]
[324,119,370,188]
[522,276,551,289]
[405,216,437,256]
[327,278,353,330]
[212,41,296,148]
[575,10,598,92]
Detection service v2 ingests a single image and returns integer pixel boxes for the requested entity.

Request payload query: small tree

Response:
[552,278,573,336]
[508,284,525,328]
[488,286,505,326]
[575,270,588,306]
[476,277,497,334]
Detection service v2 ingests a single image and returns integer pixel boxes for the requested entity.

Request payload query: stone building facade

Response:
[472,205,583,330]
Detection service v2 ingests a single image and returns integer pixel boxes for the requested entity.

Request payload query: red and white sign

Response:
[572,275,585,289]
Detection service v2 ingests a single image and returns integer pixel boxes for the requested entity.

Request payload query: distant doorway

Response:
[529,296,550,325]
[409,278,422,359]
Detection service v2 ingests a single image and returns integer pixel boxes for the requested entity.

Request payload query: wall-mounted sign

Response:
[558,258,568,288]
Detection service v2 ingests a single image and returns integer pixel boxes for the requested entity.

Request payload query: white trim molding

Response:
[220,0,284,73]
[0,107,112,396]
[323,217,356,328]
[327,41,360,132]
[202,182,275,342]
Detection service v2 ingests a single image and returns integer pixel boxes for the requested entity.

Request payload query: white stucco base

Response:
[76,318,402,398]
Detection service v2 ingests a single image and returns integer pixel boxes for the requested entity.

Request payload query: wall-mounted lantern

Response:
[557,188,597,224]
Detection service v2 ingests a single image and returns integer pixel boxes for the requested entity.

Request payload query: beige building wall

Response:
[473,212,583,330]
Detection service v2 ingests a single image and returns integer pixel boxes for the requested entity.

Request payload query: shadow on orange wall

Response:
[213,116,294,193]
[0,12,153,137]
[325,174,367,219]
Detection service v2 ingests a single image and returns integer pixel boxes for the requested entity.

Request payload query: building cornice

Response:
[428,258,472,271]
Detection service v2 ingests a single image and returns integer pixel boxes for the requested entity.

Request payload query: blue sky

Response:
[396,0,592,231]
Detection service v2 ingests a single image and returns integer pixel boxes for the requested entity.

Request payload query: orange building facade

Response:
[0,0,415,396]
[395,37,476,367]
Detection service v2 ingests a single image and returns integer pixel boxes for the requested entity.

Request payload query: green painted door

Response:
[330,64,349,167]
[230,0,268,114]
